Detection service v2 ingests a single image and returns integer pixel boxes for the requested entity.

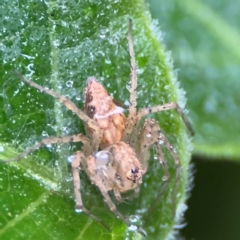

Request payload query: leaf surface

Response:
[0,0,192,239]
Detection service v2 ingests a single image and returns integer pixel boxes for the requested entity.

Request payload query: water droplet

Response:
[105,58,111,64]
[20,19,24,25]
[76,95,81,101]
[75,208,83,213]
[169,145,174,151]
[129,215,140,223]
[128,225,138,231]
[53,39,60,47]
[0,145,4,152]
[63,127,69,134]
[67,155,75,163]
[13,89,20,96]
[99,27,108,38]
[128,215,142,232]
[126,85,131,92]
[162,175,168,181]
[158,139,164,145]
[124,100,130,106]
[42,131,48,137]
[66,80,73,88]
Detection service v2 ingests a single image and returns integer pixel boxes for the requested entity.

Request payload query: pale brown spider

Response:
[2,20,193,236]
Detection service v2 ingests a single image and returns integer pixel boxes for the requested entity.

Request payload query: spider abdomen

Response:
[84,77,126,148]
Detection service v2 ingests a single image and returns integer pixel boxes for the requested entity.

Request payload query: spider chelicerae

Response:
[2,20,193,236]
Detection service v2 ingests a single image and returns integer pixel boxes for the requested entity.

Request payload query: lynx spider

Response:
[3,20,193,236]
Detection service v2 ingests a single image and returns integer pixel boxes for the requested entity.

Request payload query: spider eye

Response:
[94,151,110,167]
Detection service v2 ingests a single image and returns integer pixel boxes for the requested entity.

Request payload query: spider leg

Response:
[99,187,146,237]
[133,186,140,199]
[1,134,89,163]
[137,102,194,136]
[150,119,181,192]
[157,128,182,215]
[127,19,137,118]
[13,71,102,151]
[85,158,126,222]
[127,185,141,201]
[137,119,170,181]
[71,151,110,230]
[140,119,182,216]
[112,190,129,205]
[113,188,123,202]
[122,19,139,143]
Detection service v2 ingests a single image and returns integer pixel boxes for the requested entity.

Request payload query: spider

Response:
[2,20,193,236]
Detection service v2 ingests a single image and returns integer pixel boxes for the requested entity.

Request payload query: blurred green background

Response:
[147,0,240,239]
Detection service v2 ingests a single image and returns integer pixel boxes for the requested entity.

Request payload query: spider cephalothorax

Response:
[2,20,193,236]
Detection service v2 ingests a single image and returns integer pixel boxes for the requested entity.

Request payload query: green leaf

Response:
[147,0,240,159]
[0,0,192,239]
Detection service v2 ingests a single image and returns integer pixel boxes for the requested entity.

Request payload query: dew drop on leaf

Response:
[75,208,83,213]
[128,215,142,232]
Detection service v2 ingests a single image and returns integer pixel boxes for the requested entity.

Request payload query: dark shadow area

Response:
[181,156,240,240]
